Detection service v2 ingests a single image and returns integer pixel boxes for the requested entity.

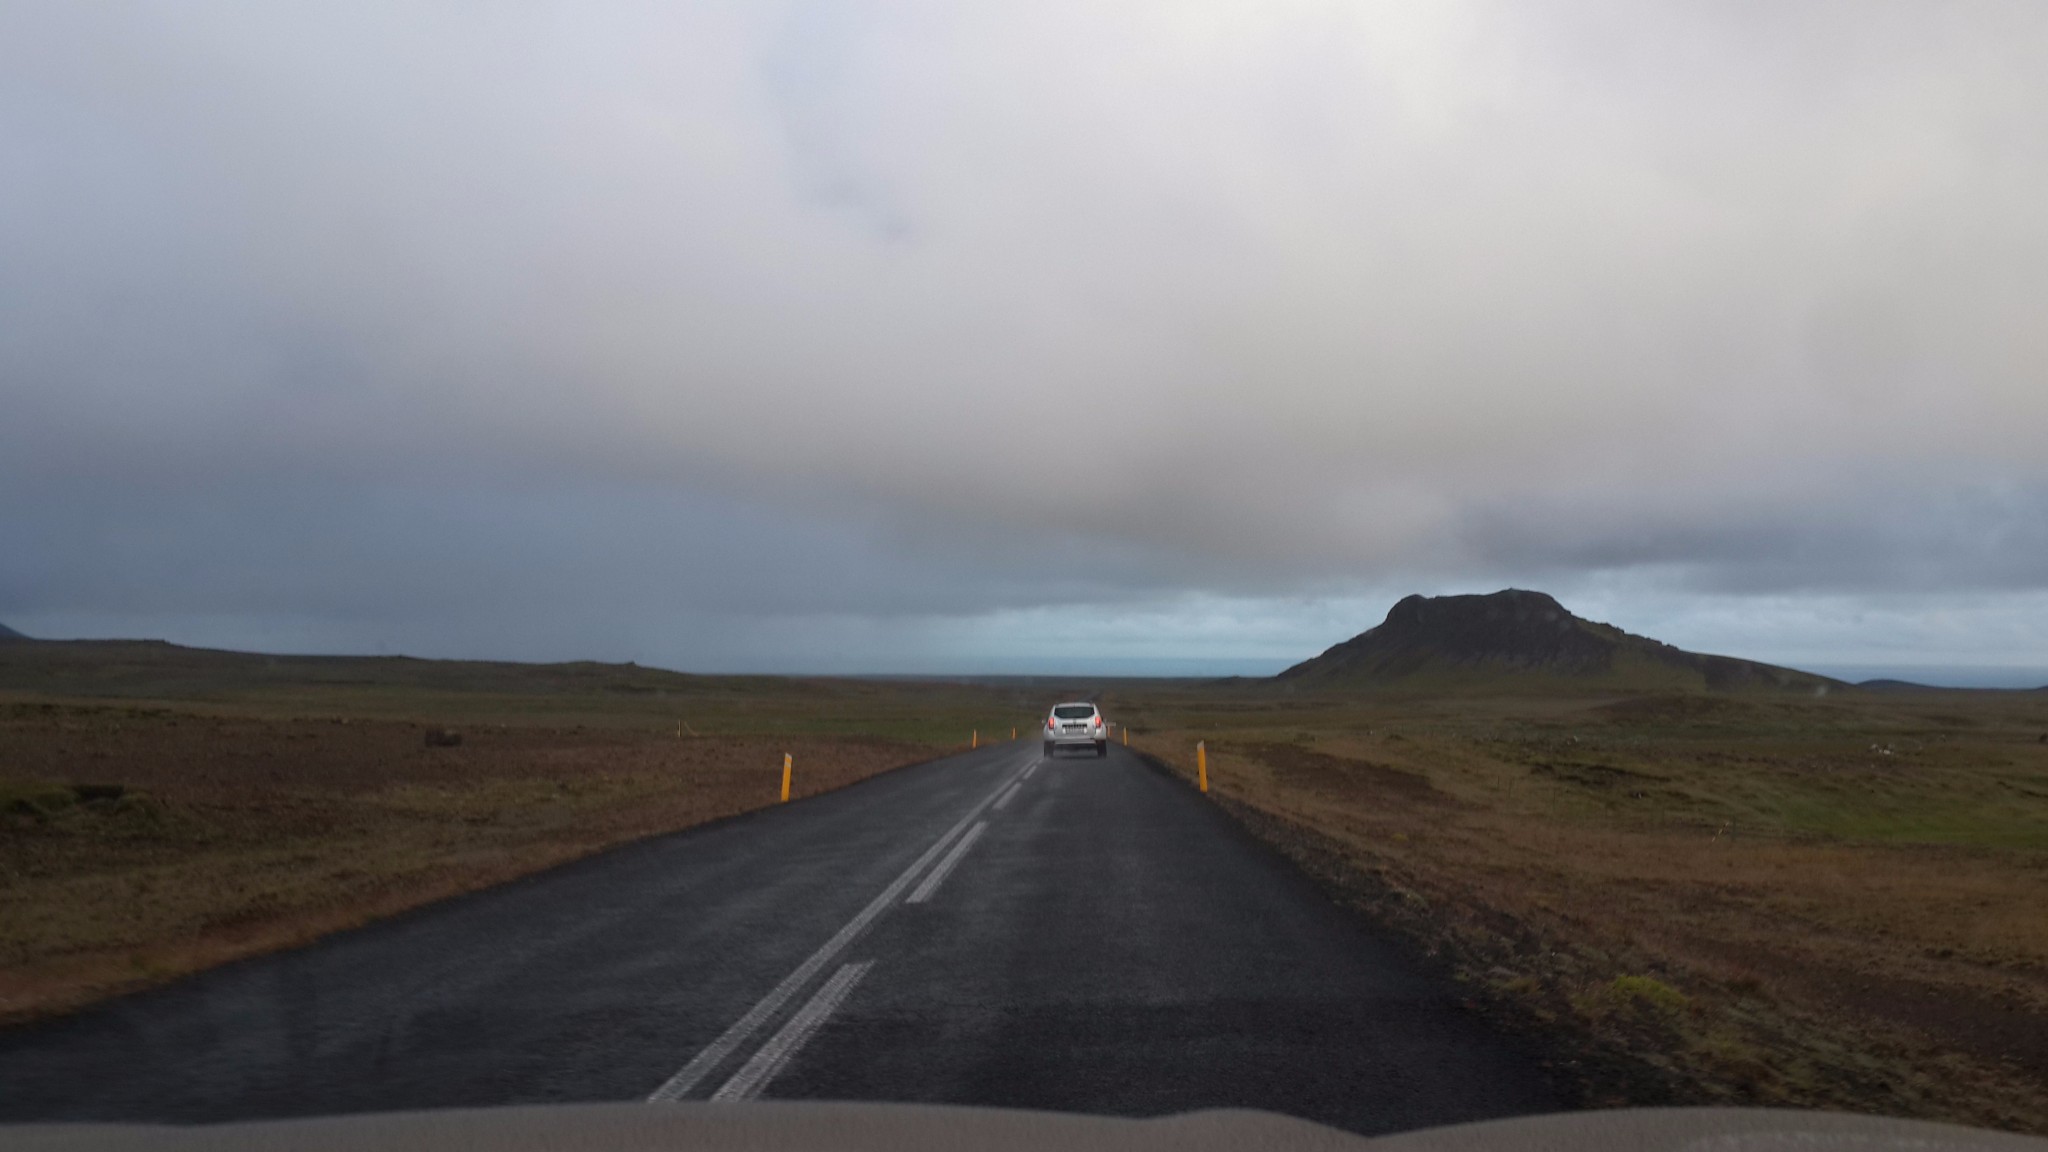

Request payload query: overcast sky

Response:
[5,2,2047,681]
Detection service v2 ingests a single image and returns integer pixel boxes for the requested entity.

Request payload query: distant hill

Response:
[1855,678,1939,693]
[0,621,28,641]
[1278,589,1840,693]
[0,636,733,701]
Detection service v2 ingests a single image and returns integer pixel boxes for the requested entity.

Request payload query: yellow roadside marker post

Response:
[1011,727,1017,740]
[1197,741,1208,793]
[972,729,979,749]
[781,753,792,803]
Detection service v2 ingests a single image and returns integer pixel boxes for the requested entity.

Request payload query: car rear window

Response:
[1052,705,1096,719]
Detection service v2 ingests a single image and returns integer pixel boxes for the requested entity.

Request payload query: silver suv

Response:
[1043,702,1107,757]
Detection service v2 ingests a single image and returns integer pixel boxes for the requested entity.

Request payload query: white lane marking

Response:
[647,753,1032,1102]
[993,781,1023,811]
[709,961,873,1102]
[1020,760,1039,781]
[905,821,987,905]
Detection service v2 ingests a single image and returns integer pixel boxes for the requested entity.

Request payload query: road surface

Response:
[0,742,1559,1134]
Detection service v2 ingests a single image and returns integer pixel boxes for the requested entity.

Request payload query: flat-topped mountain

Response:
[1279,589,1837,693]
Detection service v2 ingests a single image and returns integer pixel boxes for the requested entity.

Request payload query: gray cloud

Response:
[4,2,2047,670]
[1454,477,2048,596]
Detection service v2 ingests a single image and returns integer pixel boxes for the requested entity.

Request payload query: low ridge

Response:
[1279,589,1837,693]
[0,621,28,642]
[0,635,720,698]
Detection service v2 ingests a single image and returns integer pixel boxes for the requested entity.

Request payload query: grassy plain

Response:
[8,638,2047,1134]
[1112,683,2048,1133]
[0,641,1036,1023]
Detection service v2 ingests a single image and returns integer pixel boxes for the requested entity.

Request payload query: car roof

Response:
[1050,701,1098,710]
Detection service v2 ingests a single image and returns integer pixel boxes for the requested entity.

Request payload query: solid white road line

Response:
[905,821,987,905]
[709,961,873,1102]
[647,753,1033,1102]
[993,781,1023,811]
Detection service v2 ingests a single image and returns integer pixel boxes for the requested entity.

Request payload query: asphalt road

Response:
[0,742,1559,1134]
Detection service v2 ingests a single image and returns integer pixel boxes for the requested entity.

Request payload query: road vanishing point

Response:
[0,742,1559,1135]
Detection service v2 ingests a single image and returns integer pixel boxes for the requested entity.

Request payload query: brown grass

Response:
[1114,687,2048,1134]
[0,699,938,1023]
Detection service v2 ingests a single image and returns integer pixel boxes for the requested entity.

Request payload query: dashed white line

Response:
[647,753,1032,1102]
[709,961,873,1102]
[1020,761,1040,781]
[993,782,1023,811]
[905,821,987,905]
